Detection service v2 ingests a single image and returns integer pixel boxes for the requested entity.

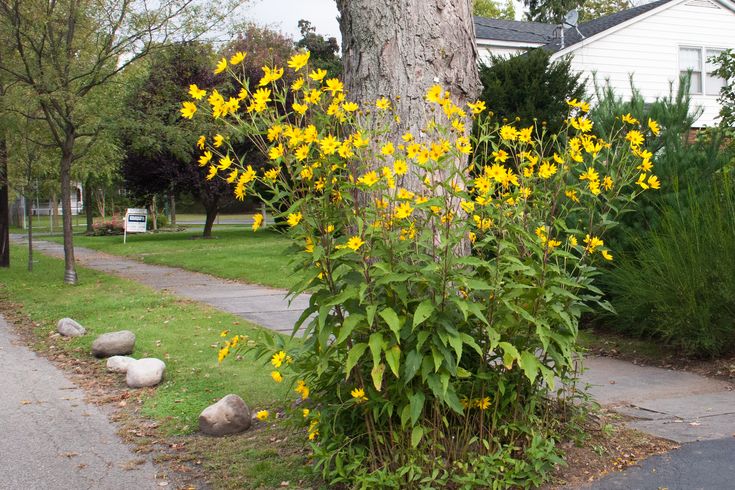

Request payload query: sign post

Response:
[124,208,148,244]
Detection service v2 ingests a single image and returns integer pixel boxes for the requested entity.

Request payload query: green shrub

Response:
[604,178,735,357]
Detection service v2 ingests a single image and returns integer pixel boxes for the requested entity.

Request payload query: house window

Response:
[679,46,726,96]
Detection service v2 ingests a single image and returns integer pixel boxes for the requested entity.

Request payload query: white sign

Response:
[124,208,147,243]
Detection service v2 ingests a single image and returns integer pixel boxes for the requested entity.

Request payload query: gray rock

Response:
[91,331,135,358]
[57,318,86,337]
[106,356,136,373]
[199,394,251,436]
[125,358,165,388]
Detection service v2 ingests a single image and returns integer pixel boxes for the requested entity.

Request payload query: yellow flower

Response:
[351,387,368,402]
[622,113,639,125]
[198,151,212,167]
[252,213,264,232]
[308,68,327,81]
[180,101,197,119]
[218,154,232,170]
[460,200,475,214]
[569,235,578,246]
[271,351,287,368]
[393,159,408,176]
[538,162,558,179]
[346,236,365,251]
[425,85,445,104]
[571,117,593,133]
[214,57,227,74]
[636,173,649,190]
[500,125,518,141]
[565,189,580,203]
[352,132,369,148]
[189,84,207,100]
[601,250,613,261]
[230,51,246,65]
[467,100,486,115]
[291,78,305,92]
[518,126,533,143]
[394,202,413,219]
[271,371,283,383]
[583,234,604,253]
[268,144,285,160]
[376,97,391,110]
[302,408,310,418]
[381,142,395,156]
[342,101,359,112]
[492,150,509,163]
[196,135,206,150]
[603,176,614,190]
[648,174,661,189]
[294,145,310,162]
[288,51,310,72]
[648,118,661,136]
[292,102,308,116]
[476,397,491,410]
[256,410,269,421]
[318,135,340,155]
[206,165,217,180]
[626,130,644,148]
[226,170,238,183]
[323,78,344,95]
[566,98,590,112]
[451,119,466,133]
[287,212,303,227]
[217,346,229,363]
[213,134,224,148]
[357,171,380,187]
[579,167,599,182]
[295,380,310,399]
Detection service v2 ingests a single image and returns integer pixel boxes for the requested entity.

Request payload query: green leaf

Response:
[366,304,377,326]
[385,344,401,377]
[499,342,520,369]
[409,391,425,426]
[413,300,435,329]
[379,308,402,341]
[369,332,385,367]
[345,343,368,377]
[371,362,385,391]
[519,351,541,383]
[336,314,364,345]
[404,350,422,383]
[411,426,424,448]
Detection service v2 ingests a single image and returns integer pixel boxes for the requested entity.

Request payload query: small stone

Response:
[106,356,136,373]
[57,318,86,337]
[126,358,166,388]
[91,331,135,358]
[199,394,251,436]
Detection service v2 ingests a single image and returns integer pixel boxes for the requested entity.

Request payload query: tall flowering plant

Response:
[182,51,659,486]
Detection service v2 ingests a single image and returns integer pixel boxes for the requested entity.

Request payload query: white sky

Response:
[243,0,342,42]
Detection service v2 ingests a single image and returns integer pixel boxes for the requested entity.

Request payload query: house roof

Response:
[545,0,675,52]
[474,0,676,51]
[474,17,557,44]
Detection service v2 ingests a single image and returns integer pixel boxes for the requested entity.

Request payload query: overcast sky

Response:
[244,0,341,42]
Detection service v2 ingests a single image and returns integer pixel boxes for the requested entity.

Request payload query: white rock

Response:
[57,318,86,337]
[91,330,136,358]
[126,358,166,388]
[199,394,251,436]
[106,356,136,373]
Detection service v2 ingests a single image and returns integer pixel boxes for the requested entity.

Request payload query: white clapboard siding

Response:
[551,0,735,126]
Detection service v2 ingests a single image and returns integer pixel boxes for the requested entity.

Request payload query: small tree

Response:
[713,49,735,129]
[479,49,586,136]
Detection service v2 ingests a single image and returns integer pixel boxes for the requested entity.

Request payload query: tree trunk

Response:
[26,194,33,272]
[168,191,176,227]
[60,146,77,284]
[84,174,94,233]
[150,195,158,231]
[203,205,218,238]
[337,0,481,185]
[0,135,9,268]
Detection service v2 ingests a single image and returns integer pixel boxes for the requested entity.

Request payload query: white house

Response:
[475,0,735,127]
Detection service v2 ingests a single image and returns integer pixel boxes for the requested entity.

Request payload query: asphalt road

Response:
[0,316,157,489]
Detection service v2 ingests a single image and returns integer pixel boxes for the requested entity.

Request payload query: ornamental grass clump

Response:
[182,51,658,487]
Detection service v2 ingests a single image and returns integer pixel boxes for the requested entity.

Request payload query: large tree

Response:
[336,0,481,190]
[0,0,241,284]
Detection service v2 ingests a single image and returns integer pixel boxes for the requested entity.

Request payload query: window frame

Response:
[679,45,726,97]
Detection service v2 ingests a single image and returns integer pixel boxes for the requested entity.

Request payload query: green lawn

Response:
[46,227,300,290]
[1,245,316,488]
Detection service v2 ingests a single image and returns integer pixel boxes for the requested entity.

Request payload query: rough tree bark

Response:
[0,135,9,268]
[60,137,77,284]
[202,202,219,238]
[337,0,481,183]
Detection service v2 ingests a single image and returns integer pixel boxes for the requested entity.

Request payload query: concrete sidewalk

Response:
[0,315,157,489]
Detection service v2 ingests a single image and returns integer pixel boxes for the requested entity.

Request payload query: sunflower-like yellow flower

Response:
[308,68,327,81]
[189,84,207,100]
[648,118,661,136]
[376,97,391,110]
[198,151,212,167]
[323,78,343,95]
[180,101,197,119]
[351,387,368,402]
[230,51,246,65]
[394,202,413,219]
[287,212,302,227]
[288,51,310,71]
[271,351,287,368]
[346,236,365,251]
[271,371,283,383]
[467,100,486,114]
[252,213,264,232]
[256,410,269,421]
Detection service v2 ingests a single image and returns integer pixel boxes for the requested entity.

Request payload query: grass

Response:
[1,244,318,488]
[44,226,300,290]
